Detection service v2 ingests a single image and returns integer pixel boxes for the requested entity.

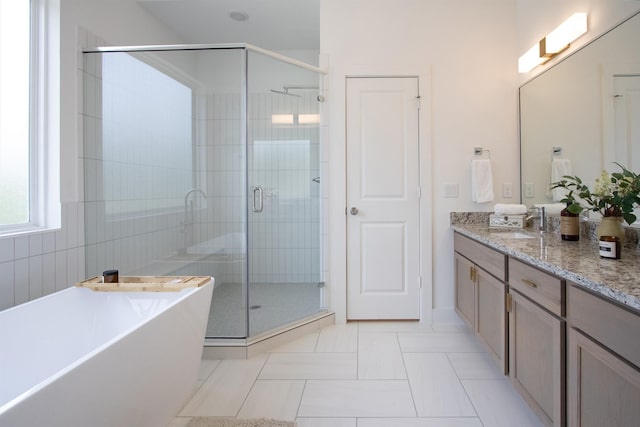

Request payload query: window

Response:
[0,0,59,234]
[0,0,30,228]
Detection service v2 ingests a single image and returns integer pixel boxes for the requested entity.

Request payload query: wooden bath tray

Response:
[76,276,211,292]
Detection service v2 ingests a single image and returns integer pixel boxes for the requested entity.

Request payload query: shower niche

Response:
[82,44,326,340]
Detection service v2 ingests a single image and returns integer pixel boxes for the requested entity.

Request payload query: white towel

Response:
[494,204,528,215]
[471,158,494,203]
[534,203,566,216]
[550,158,572,201]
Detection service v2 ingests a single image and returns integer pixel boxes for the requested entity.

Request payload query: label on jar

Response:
[560,216,579,235]
[599,240,617,258]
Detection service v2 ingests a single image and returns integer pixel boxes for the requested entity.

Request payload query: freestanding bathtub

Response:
[0,277,214,427]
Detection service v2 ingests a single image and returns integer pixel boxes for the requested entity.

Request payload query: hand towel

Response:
[471,158,494,203]
[494,203,528,215]
[534,203,566,216]
[550,158,572,201]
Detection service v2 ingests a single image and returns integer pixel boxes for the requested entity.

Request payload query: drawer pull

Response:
[522,279,538,288]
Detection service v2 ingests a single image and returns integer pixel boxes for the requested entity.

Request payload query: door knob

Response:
[350,207,359,215]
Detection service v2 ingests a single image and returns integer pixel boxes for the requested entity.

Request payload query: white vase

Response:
[596,216,625,243]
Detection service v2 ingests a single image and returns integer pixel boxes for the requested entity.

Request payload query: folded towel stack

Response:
[493,204,528,215]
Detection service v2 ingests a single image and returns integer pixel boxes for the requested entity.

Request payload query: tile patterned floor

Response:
[169,321,544,427]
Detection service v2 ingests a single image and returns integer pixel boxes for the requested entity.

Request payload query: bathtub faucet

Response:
[181,189,207,254]
[184,188,207,225]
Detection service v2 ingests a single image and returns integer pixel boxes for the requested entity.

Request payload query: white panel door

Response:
[346,77,420,319]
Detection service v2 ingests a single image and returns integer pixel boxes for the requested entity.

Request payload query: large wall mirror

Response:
[520,10,640,224]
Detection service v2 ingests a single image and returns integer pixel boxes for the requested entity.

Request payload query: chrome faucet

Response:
[184,188,207,224]
[181,189,207,254]
[526,206,547,232]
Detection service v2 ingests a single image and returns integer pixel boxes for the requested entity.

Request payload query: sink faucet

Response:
[526,206,547,232]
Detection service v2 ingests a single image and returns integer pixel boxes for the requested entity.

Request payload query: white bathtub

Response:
[0,279,214,427]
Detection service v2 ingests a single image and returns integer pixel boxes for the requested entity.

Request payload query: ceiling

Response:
[138,0,320,51]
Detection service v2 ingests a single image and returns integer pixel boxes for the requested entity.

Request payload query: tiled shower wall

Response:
[192,90,322,285]
[82,43,323,286]
[81,48,191,278]
[247,92,321,284]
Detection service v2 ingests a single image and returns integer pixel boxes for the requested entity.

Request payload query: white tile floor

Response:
[169,321,544,427]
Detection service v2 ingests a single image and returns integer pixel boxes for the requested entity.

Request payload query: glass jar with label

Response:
[599,236,621,259]
[560,204,579,241]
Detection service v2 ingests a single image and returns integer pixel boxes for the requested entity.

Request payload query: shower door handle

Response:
[252,186,264,213]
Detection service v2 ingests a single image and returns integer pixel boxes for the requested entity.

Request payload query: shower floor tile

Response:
[206,282,323,337]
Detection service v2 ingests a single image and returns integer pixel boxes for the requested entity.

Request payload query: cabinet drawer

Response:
[568,284,640,368]
[509,258,564,316]
[454,233,505,280]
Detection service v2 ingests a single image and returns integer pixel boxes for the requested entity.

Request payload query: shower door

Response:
[246,51,324,337]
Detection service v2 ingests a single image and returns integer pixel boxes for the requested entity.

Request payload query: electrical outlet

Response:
[524,182,535,198]
[444,183,458,198]
[503,182,513,198]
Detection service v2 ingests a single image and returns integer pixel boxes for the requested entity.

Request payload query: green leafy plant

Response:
[550,163,640,225]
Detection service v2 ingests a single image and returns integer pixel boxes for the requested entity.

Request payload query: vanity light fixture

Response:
[518,12,588,73]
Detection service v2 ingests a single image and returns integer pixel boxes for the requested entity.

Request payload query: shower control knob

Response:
[350,207,359,215]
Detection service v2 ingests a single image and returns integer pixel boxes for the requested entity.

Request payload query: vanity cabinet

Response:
[452,227,640,427]
[454,233,507,373]
[507,258,565,427]
[567,284,640,427]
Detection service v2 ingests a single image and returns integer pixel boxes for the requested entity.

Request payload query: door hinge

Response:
[416,95,421,110]
[506,293,513,312]
[419,275,422,288]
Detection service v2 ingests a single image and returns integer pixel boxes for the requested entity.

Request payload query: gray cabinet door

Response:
[476,267,506,374]
[454,253,475,330]
[509,289,564,427]
[568,328,640,427]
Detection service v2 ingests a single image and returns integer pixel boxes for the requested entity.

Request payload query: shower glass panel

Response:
[247,51,323,337]
[82,45,324,341]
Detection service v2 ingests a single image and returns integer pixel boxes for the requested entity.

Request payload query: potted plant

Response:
[550,163,640,240]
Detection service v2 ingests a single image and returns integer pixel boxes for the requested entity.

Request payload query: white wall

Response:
[322,0,640,324]
[321,0,520,322]
[0,0,183,310]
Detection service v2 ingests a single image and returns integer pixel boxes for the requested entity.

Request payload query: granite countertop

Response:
[451,220,640,313]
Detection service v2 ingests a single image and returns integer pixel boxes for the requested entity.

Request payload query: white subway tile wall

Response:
[0,202,85,311]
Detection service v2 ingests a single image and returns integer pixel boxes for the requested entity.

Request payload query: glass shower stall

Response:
[82,44,326,339]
